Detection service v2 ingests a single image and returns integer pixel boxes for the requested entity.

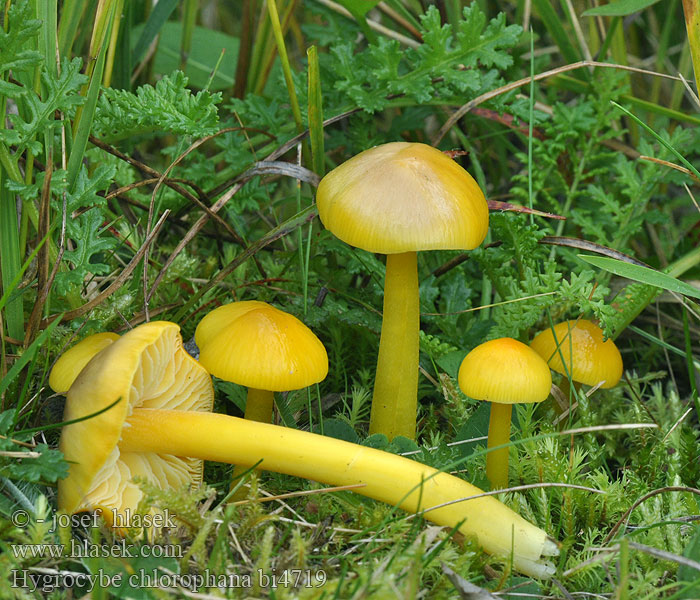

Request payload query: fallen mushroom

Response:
[458,338,552,489]
[194,300,328,424]
[316,142,488,440]
[58,321,559,578]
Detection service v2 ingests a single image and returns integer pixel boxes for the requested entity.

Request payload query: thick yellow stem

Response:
[120,408,557,578]
[245,388,274,423]
[230,388,276,496]
[487,403,512,490]
[370,251,420,440]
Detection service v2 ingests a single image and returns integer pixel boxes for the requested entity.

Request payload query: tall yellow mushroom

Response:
[316,142,488,440]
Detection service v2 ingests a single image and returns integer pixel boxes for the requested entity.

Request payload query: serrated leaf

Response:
[0,57,86,156]
[0,2,42,81]
[5,444,68,483]
[94,71,221,142]
[56,210,117,295]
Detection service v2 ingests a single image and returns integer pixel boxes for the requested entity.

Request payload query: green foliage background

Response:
[1,0,700,597]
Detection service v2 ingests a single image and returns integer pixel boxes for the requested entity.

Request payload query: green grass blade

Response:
[0,233,48,317]
[0,168,24,342]
[682,307,699,413]
[67,13,113,192]
[628,325,700,370]
[583,0,661,16]
[0,315,62,400]
[611,101,700,180]
[579,255,700,300]
[180,0,198,71]
[266,0,303,135]
[58,0,88,58]
[532,0,581,67]
[131,0,179,64]
[307,45,324,177]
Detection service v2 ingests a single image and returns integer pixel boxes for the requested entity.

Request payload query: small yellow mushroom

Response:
[195,301,328,424]
[458,338,552,490]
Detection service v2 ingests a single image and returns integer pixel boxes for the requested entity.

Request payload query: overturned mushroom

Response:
[58,321,559,578]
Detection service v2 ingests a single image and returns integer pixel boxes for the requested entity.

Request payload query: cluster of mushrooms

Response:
[50,142,624,579]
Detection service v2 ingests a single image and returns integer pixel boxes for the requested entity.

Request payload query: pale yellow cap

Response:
[529,320,623,388]
[458,338,552,404]
[49,332,120,394]
[58,321,213,526]
[316,142,488,254]
[195,301,328,392]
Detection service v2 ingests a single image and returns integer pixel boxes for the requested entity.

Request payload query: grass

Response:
[1,0,700,597]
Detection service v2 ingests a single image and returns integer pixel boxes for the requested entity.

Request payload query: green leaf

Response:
[131,0,179,64]
[56,210,118,295]
[94,71,221,142]
[0,1,42,83]
[335,0,382,17]
[313,418,359,443]
[134,22,240,91]
[331,4,521,113]
[2,443,68,483]
[678,526,700,598]
[578,255,700,300]
[583,0,661,16]
[0,57,86,156]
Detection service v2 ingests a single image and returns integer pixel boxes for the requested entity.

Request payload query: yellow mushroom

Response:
[194,301,328,424]
[49,332,120,394]
[58,321,559,578]
[458,338,552,490]
[530,319,623,390]
[316,142,488,440]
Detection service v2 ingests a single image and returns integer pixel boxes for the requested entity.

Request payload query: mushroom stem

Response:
[120,408,557,578]
[487,403,512,490]
[245,388,274,423]
[370,251,420,440]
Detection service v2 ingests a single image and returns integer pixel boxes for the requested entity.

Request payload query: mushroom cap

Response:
[58,321,213,525]
[316,142,489,254]
[49,332,120,394]
[529,320,623,388]
[458,338,552,404]
[195,301,328,392]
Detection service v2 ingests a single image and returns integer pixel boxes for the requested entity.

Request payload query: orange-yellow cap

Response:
[49,332,120,394]
[58,322,213,527]
[195,301,328,392]
[316,142,488,254]
[458,338,552,404]
[529,320,623,388]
